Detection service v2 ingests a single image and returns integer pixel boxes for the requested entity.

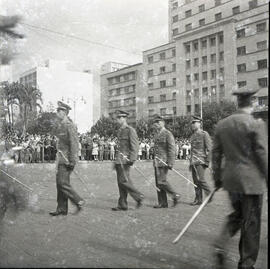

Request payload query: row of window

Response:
[148,78,177,89]
[108,85,136,97]
[185,35,223,53]
[186,53,224,68]
[237,59,268,73]
[147,64,176,77]
[107,72,136,85]
[236,22,267,39]
[149,107,177,117]
[237,43,268,56]
[147,49,176,63]
[108,97,136,108]
[238,78,268,89]
[148,92,177,104]
[186,68,224,83]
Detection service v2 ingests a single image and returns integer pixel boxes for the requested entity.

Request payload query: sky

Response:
[1,0,169,121]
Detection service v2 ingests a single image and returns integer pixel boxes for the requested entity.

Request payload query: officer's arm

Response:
[204,131,212,165]
[68,124,79,166]
[167,132,175,167]
[129,128,139,162]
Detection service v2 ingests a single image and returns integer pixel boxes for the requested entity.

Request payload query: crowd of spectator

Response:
[4,132,191,163]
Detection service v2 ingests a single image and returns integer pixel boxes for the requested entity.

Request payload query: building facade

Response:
[19,59,94,132]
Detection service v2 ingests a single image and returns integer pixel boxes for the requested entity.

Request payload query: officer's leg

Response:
[191,165,202,202]
[159,167,179,197]
[56,165,68,213]
[155,167,168,207]
[116,164,128,209]
[196,165,211,198]
[238,194,263,269]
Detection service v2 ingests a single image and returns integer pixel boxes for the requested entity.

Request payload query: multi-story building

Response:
[19,59,94,132]
[101,0,268,120]
[100,62,129,75]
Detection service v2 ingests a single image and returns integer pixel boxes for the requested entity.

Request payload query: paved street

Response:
[0,160,268,268]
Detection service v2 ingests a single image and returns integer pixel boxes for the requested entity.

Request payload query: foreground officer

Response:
[49,101,84,216]
[112,110,144,211]
[152,115,180,208]
[212,89,268,269]
[189,115,212,205]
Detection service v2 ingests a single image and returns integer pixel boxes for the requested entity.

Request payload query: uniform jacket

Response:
[212,109,268,194]
[56,117,79,166]
[190,129,212,165]
[115,125,139,164]
[153,128,175,167]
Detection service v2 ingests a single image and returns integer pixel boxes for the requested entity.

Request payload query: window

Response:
[185,23,192,31]
[194,88,199,97]
[211,54,216,63]
[195,104,200,114]
[193,42,198,51]
[220,84,225,97]
[219,51,224,61]
[258,59,267,69]
[199,19,205,26]
[199,4,205,12]
[116,88,121,95]
[215,13,222,21]
[186,75,191,83]
[148,83,154,89]
[186,60,191,69]
[124,86,130,93]
[215,0,221,6]
[258,96,268,106]
[211,70,216,79]
[160,52,166,60]
[148,96,154,103]
[160,94,166,102]
[194,58,199,67]
[172,15,178,23]
[173,28,179,36]
[160,80,166,88]
[194,73,199,81]
[148,56,153,63]
[148,69,154,77]
[236,29,245,38]
[249,0,257,9]
[202,71,208,81]
[237,81,247,88]
[109,89,113,96]
[257,41,267,50]
[237,46,246,56]
[210,37,216,46]
[124,74,129,81]
[202,87,208,97]
[202,56,207,65]
[185,10,192,18]
[148,109,154,116]
[258,78,268,87]
[172,49,176,57]
[211,86,217,95]
[173,92,177,99]
[173,107,177,115]
[173,78,177,86]
[232,6,240,15]
[186,90,191,99]
[256,22,266,32]
[185,44,191,53]
[160,108,166,116]
[219,34,224,44]
[186,105,191,114]
[201,39,207,48]
[237,64,246,73]
[171,64,176,72]
[160,66,166,73]
[115,76,120,83]
[172,1,178,9]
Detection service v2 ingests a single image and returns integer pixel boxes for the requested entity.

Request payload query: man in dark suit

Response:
[189,115,212,205]
[112,110,144,211]
[212,89,268,269]
[49,101,85,216]
[152,115,180,208]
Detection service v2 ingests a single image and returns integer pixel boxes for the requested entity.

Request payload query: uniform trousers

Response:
[154,167,178,207]
[115,164,143,209]
[214,192,263,269]
[191,164,211,202]
[56,164,83,213]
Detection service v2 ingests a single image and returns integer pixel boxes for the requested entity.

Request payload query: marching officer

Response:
[189,115,212,205]
[152,115,180,208]
[212,89,268,269]
[112,110,144,211]
[49,101,84,216]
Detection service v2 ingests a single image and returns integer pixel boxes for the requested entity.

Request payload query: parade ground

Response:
[0,160,268,268]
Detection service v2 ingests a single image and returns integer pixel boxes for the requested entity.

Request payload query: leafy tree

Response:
[172,116,193,138]
[136,118,149,139]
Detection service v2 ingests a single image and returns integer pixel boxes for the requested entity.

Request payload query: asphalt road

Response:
[0,160,268,268]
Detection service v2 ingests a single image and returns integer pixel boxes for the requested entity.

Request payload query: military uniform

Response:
[153,115,180,208]
[112,110,144,211]
[212,89,268,269]
[50,101,84,216]
[190,116,212,205]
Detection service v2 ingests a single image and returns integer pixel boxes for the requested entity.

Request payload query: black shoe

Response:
[153,204,168,209]
[190,200,202,206]
[213,247,226,269]
[172,194,181,207]
[111,207,128,211]
[74,200,85,215]
[49,211,67,216]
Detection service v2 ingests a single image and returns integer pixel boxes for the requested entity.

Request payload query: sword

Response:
[119,151,160,192]
[172,188,217,244]
[155,156,197,188]
[192,155,213,173]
